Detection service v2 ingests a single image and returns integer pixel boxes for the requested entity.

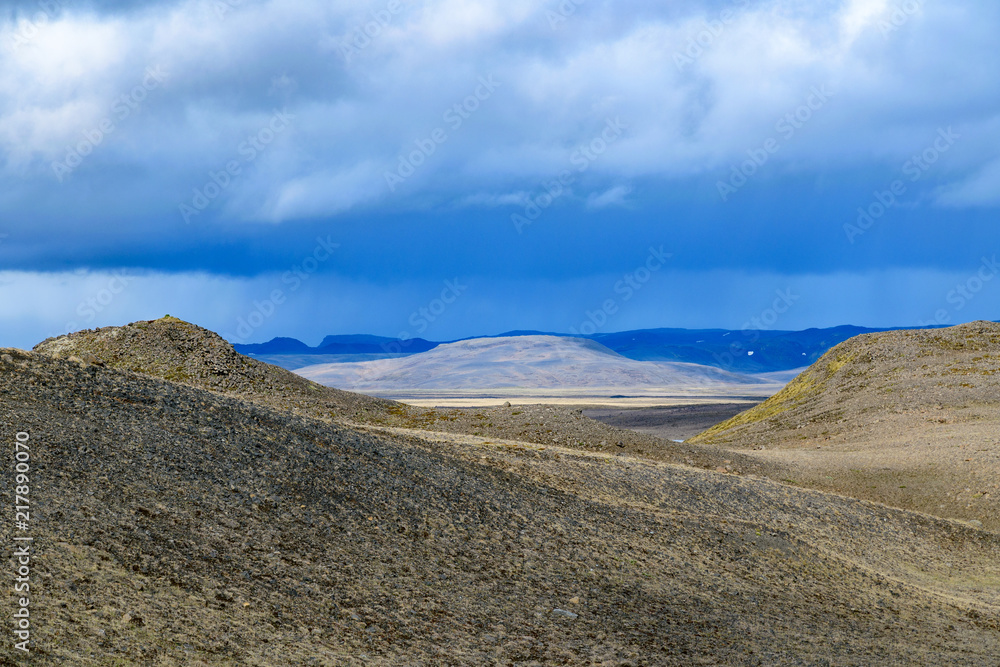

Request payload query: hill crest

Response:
[689,320,1000,529]
[692,320,1000,443]
[32,315,398,422]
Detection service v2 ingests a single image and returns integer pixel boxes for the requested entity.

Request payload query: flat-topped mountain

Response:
[692,320,1000,529]
[295,335,781,392]
[235,334,438,357]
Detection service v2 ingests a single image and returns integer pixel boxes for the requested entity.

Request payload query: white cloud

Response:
[936,158,1000,208]
[586,185,632,209]
[0,0,997,225]
[255,159,385,222]
[837,0,891,44]
[453,191,531,208]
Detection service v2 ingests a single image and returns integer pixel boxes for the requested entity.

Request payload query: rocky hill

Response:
[33,316,398,424]
[32,318,773,474]
[691,320,1000,529]
[1,346,999,664]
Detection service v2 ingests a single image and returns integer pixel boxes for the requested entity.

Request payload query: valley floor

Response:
[369,389,772,409]
[584,403,758,442]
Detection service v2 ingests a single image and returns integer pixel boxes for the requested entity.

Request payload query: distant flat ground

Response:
[375,387,772,409]
[584,402,762,442]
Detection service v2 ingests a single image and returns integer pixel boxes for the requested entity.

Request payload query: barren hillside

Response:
[2,347,999,664]
[33,318,775,474]
[33,315,398,424]
[691,320,1000,529]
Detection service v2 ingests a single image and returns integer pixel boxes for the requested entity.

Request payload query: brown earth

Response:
[32,315,397,424]
[32,317,776,478]
[1,345,999,665]
[3,317,997,664]
[690,320,1000,531]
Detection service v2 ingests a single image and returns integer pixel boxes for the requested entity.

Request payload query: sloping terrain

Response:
[31,319,775,474]
[295,335,779,392]
[33,316,398,424]
[2,347,1000,665]
[245,353,410,371]
[691,320,1000,530]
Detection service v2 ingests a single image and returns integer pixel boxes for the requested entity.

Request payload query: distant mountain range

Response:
[235,325,944,373]
[586,325,895,372]
[234,334,438,356]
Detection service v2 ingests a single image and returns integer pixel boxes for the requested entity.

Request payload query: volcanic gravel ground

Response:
[583,403,761,442]
[1,348,999,665]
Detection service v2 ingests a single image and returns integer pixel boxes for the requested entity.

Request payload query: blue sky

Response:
[1,0,998,349]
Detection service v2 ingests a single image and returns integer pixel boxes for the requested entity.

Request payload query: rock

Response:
[968,520,983,529]
[568,596,580,605]
[78,351,103,366]
[552,608,578,620]
[503,401,511,407]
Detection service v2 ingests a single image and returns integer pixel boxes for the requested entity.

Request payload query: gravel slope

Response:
[32,318,778,477]
[690,320,1000,530]
[33,315,399,424]
[1,345,999,664]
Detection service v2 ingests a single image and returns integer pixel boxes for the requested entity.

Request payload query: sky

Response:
[1,0,998,349]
